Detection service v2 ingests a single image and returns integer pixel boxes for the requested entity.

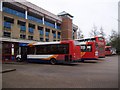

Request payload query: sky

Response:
[27,0,118,38]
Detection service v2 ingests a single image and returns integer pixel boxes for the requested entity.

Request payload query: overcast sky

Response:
[27,0,118,38]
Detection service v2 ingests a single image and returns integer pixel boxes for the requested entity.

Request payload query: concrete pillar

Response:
[43,27,46,41]
[26,22,29,39]
[56,31,58,40]
[25,10,28,19]
[11,19,20,39]
[0,41,2,90]
[0,8,2,37]
[74,31,77,39]
[49,29,53,41]
[0,1,2,12]
[42,17,44,25]
[34,25,39,41]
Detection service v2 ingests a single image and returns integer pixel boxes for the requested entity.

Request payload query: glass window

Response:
[40,38,44,41]
[20,34,26,39]
[2,43,11,54]
[105,48,111,51]
[58,32,61,39]
[28,36,33,40]
[3,32,11,37]
[98,37,104,41]
[46,38,49,42]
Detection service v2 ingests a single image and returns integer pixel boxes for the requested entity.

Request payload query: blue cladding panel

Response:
[4,22,11,28]
[28,15,43,24]
[44,21,55,28]
[19,43,28,46]
[20,25,26,31]
[3,7,25,18]
[29,28,34,33]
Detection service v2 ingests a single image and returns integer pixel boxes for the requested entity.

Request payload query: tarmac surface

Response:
[2,55,118,88]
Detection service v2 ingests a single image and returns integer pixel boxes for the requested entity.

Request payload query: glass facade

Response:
[4,22,11,29]
[2,5,62,42]
[44,21,55,28]
[3,7,25,18]
[28,15,43,24]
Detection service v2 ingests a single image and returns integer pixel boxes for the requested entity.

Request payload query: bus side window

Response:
[86,45,92,52]
[62,44,69,54]
[81,45,86,52]
[27,46,35,55]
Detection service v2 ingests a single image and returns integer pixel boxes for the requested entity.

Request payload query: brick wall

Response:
[61,17,73,40]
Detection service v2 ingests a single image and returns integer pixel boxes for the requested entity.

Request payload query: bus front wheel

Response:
[50,58,56,65]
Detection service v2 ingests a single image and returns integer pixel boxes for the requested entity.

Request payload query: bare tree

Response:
[77,28,84,39]
[89,24,99,37]
[99,26,106,37]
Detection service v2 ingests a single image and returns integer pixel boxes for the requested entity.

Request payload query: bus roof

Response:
[29,41,61,46]
[75,38,95,42]
[28,40,81,46]
[105,46,111,48]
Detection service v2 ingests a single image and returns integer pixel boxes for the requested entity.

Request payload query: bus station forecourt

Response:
[2,55,118,88]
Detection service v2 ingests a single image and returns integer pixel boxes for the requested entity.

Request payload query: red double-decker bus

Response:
[95,36,106,58]
[81,41,99,61]
[16,40,81,64]
[75,36,105,61]
[105,46,112,56]
[75,39,99,61]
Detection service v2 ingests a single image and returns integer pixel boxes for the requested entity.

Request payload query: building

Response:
[0,0,78,62]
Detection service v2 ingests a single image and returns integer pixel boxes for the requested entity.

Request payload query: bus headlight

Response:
[95,51,98,56]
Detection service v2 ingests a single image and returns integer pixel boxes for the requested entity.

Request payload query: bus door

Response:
[21,46,27,61]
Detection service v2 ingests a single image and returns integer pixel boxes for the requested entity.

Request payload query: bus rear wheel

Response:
[50,58,56,65]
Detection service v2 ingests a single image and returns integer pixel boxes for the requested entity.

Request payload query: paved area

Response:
[2,55,118,88]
